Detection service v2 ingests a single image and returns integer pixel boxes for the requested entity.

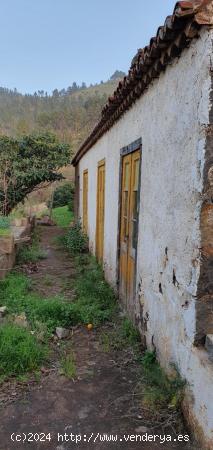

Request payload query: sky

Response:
[0,0,176,94]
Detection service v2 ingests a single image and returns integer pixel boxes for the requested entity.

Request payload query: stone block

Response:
[0,234,14,255]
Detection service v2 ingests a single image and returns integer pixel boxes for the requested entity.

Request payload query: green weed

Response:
[60,351,77,379]
[16,245,47,264]
[0,324,47,378]
[140,351,185,411]
[100,318,141,352]
[62,222,88,255]
[119,318,141,347]
[73,256,117,325]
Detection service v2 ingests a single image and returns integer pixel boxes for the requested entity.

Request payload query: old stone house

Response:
[72,1,213,447]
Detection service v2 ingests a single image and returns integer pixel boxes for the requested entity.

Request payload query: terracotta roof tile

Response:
[72,0,213,166]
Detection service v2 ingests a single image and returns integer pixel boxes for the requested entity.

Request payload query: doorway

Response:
[83,169,88,234]
[96,159,105,264]
[119,144,141,314]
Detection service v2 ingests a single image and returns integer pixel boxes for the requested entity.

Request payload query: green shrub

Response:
[50,182,74,210]
[62,222,88,254]
[140,351,185,410]
[0,324,47,378]
[0,215,11,235]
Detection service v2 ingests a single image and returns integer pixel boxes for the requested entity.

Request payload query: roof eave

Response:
[72,0,213,167]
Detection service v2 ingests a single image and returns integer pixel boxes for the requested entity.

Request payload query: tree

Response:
[52,89,59,97]
[81,82,87,90]
[67,86,73,95]
[72,82,78,92]
[59,88,66,97]
[0,133,71,215]
[49,182,74,209]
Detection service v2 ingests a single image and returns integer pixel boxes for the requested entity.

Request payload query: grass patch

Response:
[0,257,117,331]
[73,255,117,325]
[0,228,12,236]
[140,351,185,411]
[59,225,117,325]
[0,273,80,333]
[52,206,74,227]
[16,229,47,264]
[0,223,116,380]
[100,318,141,353]
[0,324,47,379]
[60,351,77,379]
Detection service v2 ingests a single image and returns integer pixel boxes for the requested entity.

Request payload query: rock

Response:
[41,367,50,375]
[56,327,70,339]
[0,306,7,317]
[37,216,55,226]
[14,313,28,328]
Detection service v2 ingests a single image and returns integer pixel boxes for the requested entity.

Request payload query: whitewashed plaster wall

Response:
[77,28,213,446]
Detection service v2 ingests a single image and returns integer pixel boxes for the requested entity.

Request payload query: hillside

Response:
[0,73,125,156]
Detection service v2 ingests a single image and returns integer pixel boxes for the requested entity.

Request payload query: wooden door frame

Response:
[74,165,80,220]
[83,169,88,234]
[96,159,106,262]
[116,138,142,295]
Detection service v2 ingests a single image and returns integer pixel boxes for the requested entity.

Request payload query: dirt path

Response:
[0,227,197,450]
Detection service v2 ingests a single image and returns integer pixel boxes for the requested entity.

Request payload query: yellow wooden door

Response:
[120,150,140,313]
[83,170,88,234]
[96,160,105,263]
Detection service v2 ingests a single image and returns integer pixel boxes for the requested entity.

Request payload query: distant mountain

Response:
[110,70,126,81]
[0,72,125,155]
